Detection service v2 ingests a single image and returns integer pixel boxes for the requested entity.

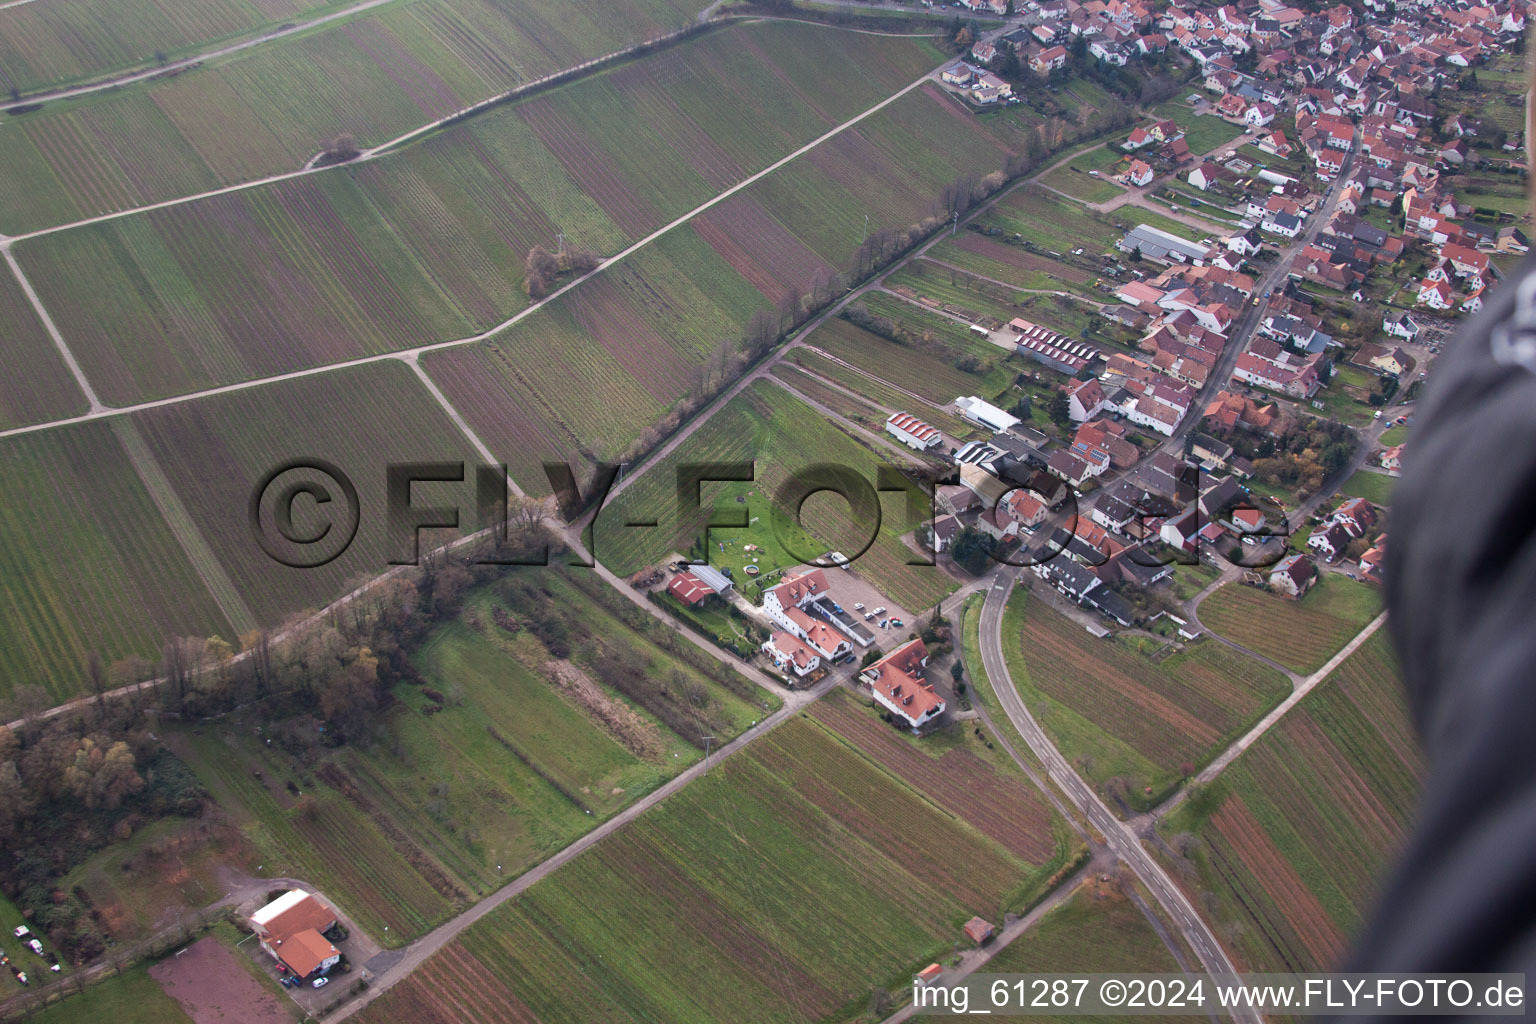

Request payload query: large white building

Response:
[251,890,341,979]
[954,396,1020,433]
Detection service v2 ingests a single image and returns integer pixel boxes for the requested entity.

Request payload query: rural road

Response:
[0,44,956,442]
[1149,610,1389,824]
[327,671,840,1021]
[3,0,404,105]
[977,568,1262,1023]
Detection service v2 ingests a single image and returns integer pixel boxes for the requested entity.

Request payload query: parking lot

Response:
[792,562,917,647]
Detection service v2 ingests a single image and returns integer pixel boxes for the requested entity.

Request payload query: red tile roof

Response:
[667,570,716,606]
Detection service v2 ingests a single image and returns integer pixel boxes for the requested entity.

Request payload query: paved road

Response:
[977,568,1261,1023]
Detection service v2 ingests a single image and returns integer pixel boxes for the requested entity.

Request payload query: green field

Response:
[1158,630,1422,972]
[356,712,1066,1024]
[1339,468,1396,505]
[976,185,1211,254]
[1037,143,1128,203]
[1197,576,1382,675]
[0,0,795,233]
[0,418,236,700]
[593,380,957,614]
[17,23,942,404]
[1149,100,1246,154]
[808,315,1013,407]
[783,348,981,438]
[0,0,350,93]
[1000,588,1290,811]
[173,569,775,943]
[885,257,1038,325]
[126,359,478,630]
[0,258,89,428]
[24,959,193,1024]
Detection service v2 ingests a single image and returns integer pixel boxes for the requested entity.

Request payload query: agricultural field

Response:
[987,879,1202,1024]
[354,713,1062,1024]
[15,22,943,404]
[25,960,194,1024]
[807,316,1012,407]
[59,816,262,945]
[0,0,349,93]
[1000,588,1290,812]
[1197,576,1382,675]
[927,231,1103,295]
[126,360,479,630]
[1158,631,1422,972]
[0,263,88,428]
[172,567,774,944]
[770,363,889,433]
[886,257,1046,324]
[0,0,766,232]
[979,184,1209,252]
[25,921,295,1024]
[593,380,957,614]
[0,419,236,701]
[782,348,981,438]
[810,689,1074,871]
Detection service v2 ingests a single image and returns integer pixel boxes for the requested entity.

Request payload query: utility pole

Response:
[702,735,716,772]
[862,213,869,243]
[951,210,959,235]
[556,231,565,254]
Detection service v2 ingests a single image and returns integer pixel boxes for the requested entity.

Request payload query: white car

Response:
[871,607,886,617]
[312,977,329,989]
[853,602,864,610]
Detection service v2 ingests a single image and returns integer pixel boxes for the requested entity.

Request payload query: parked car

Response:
[871,607,886,616]
[853,602,864,610]
[312,977,329,989]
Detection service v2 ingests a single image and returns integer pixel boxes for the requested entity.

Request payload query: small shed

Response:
[916,963,944,987]
[963,916,995,946]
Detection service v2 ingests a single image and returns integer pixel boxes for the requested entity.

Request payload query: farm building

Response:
[1117,225,1210,265]
[250,890,341,979]
[1008,317,1099,375]
[954,396,1020,433]
[667,570,717,606]
[861,638,944,731]
[963,916,995,945]
[885,412,942,451]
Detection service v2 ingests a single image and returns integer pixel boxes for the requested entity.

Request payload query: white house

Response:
[1261,211,1302,238]
[1244,101,1277,127]
[1382,311,1419,340]
[1417,278,1452,310]
[861,639,944,731]
[1067,378,1106,422]
[761,631,821,677]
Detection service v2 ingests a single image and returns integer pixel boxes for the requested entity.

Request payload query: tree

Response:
[1049,389,1072,427]
[950,660,965,683]
[524,245,560,298]
[62,738,144,810]
[324,133,359,163]
[955,26,973,48]
[320,649,379,738]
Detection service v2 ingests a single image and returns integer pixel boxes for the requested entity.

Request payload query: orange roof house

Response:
[250,890,341,978]
[861,639,944,731]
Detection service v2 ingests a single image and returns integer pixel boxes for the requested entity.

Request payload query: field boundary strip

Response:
[0,51,948,449]
[1,245,104,412]
[108,417,260,636]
